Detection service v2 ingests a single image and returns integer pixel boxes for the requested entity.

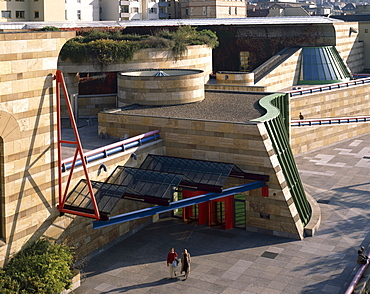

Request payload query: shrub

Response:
[60,25,219,65]
[34,26,61,31]
[1,239,74,294]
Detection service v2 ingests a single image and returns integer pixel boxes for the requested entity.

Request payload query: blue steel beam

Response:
[93,181,266,229]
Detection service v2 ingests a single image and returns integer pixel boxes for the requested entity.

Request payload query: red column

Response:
[198,202,208,225]
[224,195,234,230]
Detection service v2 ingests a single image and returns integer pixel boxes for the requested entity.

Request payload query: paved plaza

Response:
[71,125,370,294]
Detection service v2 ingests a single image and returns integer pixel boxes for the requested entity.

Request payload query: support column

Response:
[224,195,234,230]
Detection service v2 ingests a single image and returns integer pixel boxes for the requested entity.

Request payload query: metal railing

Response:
[61,130,160,172]
[291,116,370,127]
[287,77,370,97]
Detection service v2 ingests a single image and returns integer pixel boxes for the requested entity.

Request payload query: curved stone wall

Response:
[58,45,213,95]
[118,69,205,106]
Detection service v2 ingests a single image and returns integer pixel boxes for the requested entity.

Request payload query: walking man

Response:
[167,247,178,279]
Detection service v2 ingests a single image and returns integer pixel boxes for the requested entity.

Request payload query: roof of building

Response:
[0,16,343,30]
[114,90,267,123]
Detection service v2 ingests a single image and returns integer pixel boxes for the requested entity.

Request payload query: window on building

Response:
[65,10,67,20]
[1,10,11,18]
[77,10,81,19]
[34,10,39,18]
[240,51,250,71]
[366,29,368,33]
[235,7,237,14]
[121,6,129,13]
[228,7,231,14]
[185,8,188,15]
[149,7,157,13]
[131,7,139,13]
[16,11,25,18]
[190,7,193,15]
[202,7,206,15]
[34,0,39,2]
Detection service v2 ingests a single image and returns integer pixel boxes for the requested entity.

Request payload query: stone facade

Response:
[0,31,74,266]
[58,45,213,97]
[333,22,364,74]
[118,69,205,106]
[255,48,302,92]
[0,31,164,267]
[290,83,370,155]
[98,111,305,239]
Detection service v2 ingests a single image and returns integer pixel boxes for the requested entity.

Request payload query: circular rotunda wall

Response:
[118,69,205,106]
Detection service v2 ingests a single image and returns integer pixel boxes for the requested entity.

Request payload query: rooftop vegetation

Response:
[59,25,219,65]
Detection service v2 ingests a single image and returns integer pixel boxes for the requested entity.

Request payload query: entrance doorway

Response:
[234,194,246,229]
[209,201,225,228]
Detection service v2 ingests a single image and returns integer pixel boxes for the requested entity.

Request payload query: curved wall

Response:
[58,45,213,96]
[118,69,205,106]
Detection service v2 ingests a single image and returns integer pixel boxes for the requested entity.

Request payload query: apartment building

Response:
[100,0,159,20]
[180,0,246,19]
[0,0,98,22]
[65,0,99,21]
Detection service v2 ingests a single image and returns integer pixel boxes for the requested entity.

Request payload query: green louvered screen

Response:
[253,93,311,226]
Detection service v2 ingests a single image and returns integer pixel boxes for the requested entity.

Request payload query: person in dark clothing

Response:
[181,249,191,279]
[167,247,178,278]
[357,248,368,265]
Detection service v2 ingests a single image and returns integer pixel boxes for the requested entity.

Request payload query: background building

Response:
[0,0,99,22]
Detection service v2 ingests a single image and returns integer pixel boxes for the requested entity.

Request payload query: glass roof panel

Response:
[298,46,351,85]
[65,179,125,214]
[140,154,233,187]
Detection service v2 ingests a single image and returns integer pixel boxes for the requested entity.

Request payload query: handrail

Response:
[344,258,370,294]
[291,116,370,127]
[287,77,370,97]
[61,130,160,171]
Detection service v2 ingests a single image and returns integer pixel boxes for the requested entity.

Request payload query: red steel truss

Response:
[55,69,101,220]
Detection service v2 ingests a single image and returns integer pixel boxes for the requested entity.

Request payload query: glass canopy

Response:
[298,46,352,85]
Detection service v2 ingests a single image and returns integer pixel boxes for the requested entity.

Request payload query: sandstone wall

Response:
[255,49,302,91]
[0,31,165,267]
[290,82,370,155]
[58,45,213,96]
[98,111,305,239]
[333,22,364,74]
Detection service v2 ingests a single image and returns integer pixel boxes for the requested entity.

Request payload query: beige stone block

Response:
[0,80,12,95]
[42,57,58,71]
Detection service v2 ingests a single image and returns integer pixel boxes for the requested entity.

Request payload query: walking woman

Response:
[181,249,191,279]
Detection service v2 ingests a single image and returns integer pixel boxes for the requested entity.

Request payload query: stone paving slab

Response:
[73,132,370,294]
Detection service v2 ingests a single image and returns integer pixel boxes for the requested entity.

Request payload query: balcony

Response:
[159,1,169,7]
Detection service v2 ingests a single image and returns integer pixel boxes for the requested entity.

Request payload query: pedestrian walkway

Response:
[74,132,370,294]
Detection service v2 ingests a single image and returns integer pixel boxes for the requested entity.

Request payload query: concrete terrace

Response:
[66,120,370,294]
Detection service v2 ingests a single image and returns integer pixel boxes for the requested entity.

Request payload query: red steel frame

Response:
[55,70,101,220]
